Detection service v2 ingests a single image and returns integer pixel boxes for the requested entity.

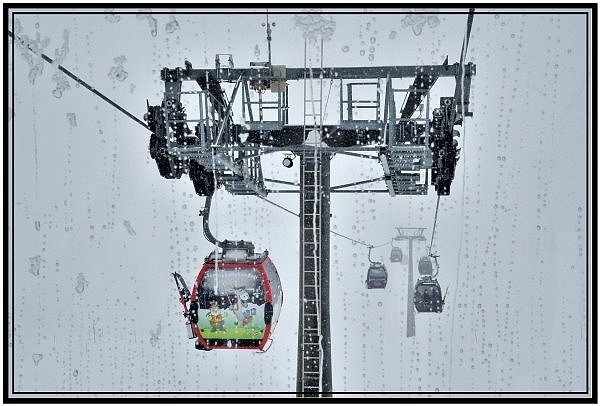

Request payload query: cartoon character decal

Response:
[231,289,259,327]
[206,299,226,332]
[195,268,270,342]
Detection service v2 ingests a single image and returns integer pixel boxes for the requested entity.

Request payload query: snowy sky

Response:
[8,7,591,398]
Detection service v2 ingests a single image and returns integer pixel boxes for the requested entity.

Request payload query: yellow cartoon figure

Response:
[206,299,226,332]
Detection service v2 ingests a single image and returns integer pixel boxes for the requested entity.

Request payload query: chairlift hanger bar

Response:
[428,195,442,255]
[8,30,149,131]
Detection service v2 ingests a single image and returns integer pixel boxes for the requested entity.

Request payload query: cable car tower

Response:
[145,11,475,396]
[394,227,427,337]
[9,9,475,398]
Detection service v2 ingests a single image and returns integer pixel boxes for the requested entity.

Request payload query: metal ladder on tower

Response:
[303,37,324,144]
[297,37,330,397]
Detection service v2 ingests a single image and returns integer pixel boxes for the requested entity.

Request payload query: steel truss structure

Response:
[145,57,475,198]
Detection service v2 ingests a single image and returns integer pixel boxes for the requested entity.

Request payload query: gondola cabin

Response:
[413,276,444,313]
[390,247,403,263]
[185,241,283,351]
[366,262,388,289]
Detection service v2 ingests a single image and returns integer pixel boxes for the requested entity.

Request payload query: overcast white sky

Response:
[7,7,591,398]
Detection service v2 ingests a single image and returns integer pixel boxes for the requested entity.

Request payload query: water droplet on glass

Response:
[108,55,128,82]
[66,113,77,127]
[75,273,88,294]
[109,67,128,82]
[137,14,158,37]
[123,220,136,236]
[150,335,159,347]
[427,15,440,29]
[165,17,180,34]
[292,14,337,42]
[149,321,161,347]
[32,353,43,366]
[29,255,41,276]
[412,23,424,36]
[105,14,120,24]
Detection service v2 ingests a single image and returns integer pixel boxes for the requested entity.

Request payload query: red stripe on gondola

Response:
[256,258,273,350]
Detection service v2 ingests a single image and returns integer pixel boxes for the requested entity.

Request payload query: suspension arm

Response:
[200,195,224,248]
